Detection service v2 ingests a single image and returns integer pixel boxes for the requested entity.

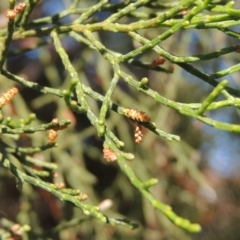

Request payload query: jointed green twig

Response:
[1,0,240,235]
[0,153,138,229]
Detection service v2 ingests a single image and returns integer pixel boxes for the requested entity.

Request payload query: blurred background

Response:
[1,0,240,239]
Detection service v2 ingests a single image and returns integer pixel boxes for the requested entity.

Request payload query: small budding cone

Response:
[135,125,143,144]
[103,147,117,162]
[14,3,26,14]
[51,118,59,126]
[5,3,26,19]
[0,87,18,107]
[179,10,189,16]
[151,57,166,68]
[11,224,21,234]
[48,129,58,143]
[51,118,68,131]
[98,199,113,211]
[78,192,88,201]
[125,109,151,122]
[55,182,65,189]
[5,9,17,19]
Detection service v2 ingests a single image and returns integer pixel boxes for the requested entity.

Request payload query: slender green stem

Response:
[196,80,227,115]
[105,135,201,232]
[0,153,138,229]
[0,0,16,70]
[1,69,63,96]
[118,0,208,63]
[0,120,71,134]
[105,0,152,23]
[51,30,88,110]
[19,0,41,27]
[128,32,240,96]
[98,73,119,136]
[74,0,109,24]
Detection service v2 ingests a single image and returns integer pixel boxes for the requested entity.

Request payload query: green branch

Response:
[105,136,201,232]
[0,153,138,230]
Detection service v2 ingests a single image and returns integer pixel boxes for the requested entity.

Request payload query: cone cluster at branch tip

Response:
[5,3,26,19]
[103,147,117,162]
[55,182,65,189]
[48,118,70,143]
[151,57,166,67]
[52,118,68,131]
[48,129,58,143]
[0,87,18,107]
[78,192,88,201]
[125,109,151,122]
[135,125,143,144]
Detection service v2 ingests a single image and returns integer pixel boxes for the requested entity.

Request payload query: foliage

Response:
[0,0,240,239]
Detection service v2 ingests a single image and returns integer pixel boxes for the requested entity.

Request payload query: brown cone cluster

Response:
[5,3,26,19]
[125,109,150,122]
[0,87,18,107]
[103,147,117,162]
[135,125,143,144]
